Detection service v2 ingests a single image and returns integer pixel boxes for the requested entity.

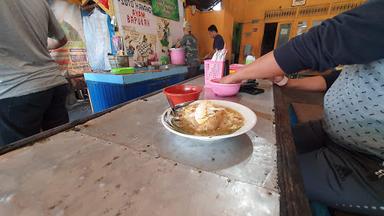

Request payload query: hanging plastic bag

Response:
[82,8,112,70]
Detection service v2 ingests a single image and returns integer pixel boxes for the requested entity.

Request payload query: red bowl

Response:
[163,85,202,107]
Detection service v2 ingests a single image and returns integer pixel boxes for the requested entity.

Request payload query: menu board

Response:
[151,0,180,21]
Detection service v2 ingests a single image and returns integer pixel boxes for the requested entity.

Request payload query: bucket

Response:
[170,48,185,65]
[245,55,256,65]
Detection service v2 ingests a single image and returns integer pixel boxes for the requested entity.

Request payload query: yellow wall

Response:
[238,0,364,63]
[222,0,246,22]
[186,0,363,63]
[240,0,341,21]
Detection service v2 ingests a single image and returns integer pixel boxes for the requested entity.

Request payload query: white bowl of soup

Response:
[161,100,257,141]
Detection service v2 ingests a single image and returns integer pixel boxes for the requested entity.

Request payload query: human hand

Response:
[175,40,181,48]
[219,74,240,84]
[67,77,86,90]
[204,53,213,60]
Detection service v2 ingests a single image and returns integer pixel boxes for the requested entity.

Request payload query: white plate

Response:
[161,100,257,141]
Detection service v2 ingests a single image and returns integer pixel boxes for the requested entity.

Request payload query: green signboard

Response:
[151,0,180,21]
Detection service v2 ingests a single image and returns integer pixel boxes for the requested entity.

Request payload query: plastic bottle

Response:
[245,55,256,65]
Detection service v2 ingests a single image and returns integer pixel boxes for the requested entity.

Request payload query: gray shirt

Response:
[323,59,384,160]
[0,0,68,100]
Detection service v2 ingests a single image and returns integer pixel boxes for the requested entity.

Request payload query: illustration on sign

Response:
[137,0,151,4]
[123,27,158,64]
[158,19,171,52]
[151,0,180,21]
[116,0,183,65]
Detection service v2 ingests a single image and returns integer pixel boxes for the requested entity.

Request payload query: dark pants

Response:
[292,121,384,216]
[186,66,201,79]
[0,85,69,146]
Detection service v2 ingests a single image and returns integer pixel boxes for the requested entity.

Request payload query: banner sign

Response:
[115,0,183,65]
[117,0,156,31]
[151,0,180,21]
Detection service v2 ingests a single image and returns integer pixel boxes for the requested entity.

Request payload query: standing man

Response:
[0,0,69,146]
[204,25,225,59]
[176,22,200,78]
[176,23,200,67]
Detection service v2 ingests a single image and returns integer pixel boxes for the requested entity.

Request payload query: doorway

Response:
[231,22,243,63]
[296,21,308,36]
[261,22,278,56]
[276,23,292,48]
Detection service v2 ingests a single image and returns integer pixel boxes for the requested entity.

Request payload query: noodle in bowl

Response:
[161,100,257,141]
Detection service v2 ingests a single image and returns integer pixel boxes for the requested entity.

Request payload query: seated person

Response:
[273,70,341,153]
[221,0,384,215]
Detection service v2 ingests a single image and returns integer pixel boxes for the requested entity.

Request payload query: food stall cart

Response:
[84,66,190,112]
[0,76,311,216]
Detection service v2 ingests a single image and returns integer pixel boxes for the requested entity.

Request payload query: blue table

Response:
[84,66,188,112]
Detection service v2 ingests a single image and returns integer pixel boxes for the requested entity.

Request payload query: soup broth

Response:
[174,102,244,136]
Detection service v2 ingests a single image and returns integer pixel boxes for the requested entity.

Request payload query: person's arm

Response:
[204,49,216,59]
[221,52,285,83]
[274,69,340,92]
[176,36,186,48]
[45,1,67,50]
[279,76,327,92]
[221,0,384,84]
[47,37,68,50]
[274,0,384,74]
[175,41,181,48]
